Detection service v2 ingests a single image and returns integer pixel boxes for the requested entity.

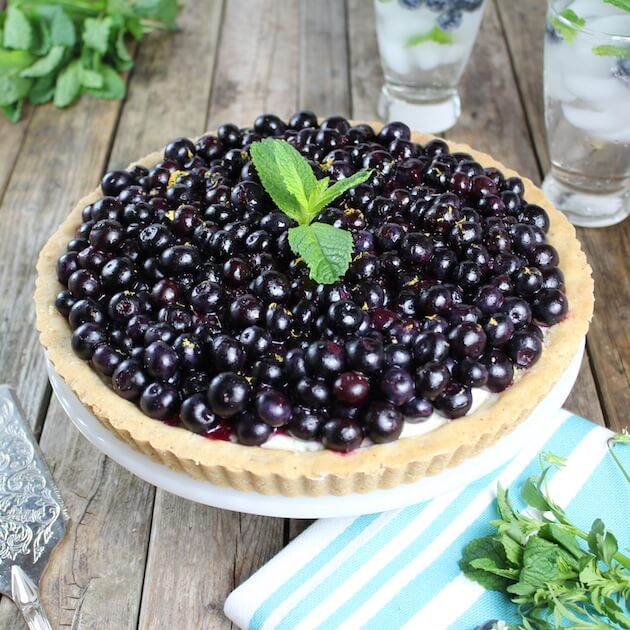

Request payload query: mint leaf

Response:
[54,58,82,107]
[521,477,552,512]
[1,99,23,123]
[28,12,52,56]
[250,139,303,222]
[603,0,630,12]
[0,74,31,105]
[114,29,134,71]
[288,223,354,284]
[0,49,35,73]
[20,45,65,78]
[460,536,513,591]
[405,26,453,48]
[549,9,585,43]
[308,169,372,218]
[4,6,34,51]
[84,65,125,99]
[28,75,56,104]
[592,44,630,56]
[134,0,179,30]
[51,9,76,47]
[81,68,103,89]
[83,17,113,54]
[271,139,318,219]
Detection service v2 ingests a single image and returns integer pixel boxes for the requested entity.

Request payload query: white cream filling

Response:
[260,387,498,453]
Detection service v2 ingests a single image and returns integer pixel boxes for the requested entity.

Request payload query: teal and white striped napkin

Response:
[224,410,629,630]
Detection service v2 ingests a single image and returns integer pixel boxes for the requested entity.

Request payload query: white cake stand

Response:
[47,341,584,518]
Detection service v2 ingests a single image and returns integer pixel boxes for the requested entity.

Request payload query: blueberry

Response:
[207,372,251,418]
[363,403,403,443]
[140,382,180,420]
[256,389,292,427]
[437,9,463,30]
[321,418,364,452]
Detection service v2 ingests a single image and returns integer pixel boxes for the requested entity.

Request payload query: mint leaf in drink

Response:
[592,44,630,56]
[3,6,33,51]
[288,223,354,285]
[603,0,630,12]
[405,26,453,48]
[549,9,585,44]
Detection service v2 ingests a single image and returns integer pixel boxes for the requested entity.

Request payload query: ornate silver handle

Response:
[10,566,52,630]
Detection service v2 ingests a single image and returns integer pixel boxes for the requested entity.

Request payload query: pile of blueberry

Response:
[399,0,485,31]
[54,111,568,452]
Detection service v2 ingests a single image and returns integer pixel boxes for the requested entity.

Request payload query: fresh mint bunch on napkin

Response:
[461,436,630,629]
[250,138,371,284]
[0,0,179,122]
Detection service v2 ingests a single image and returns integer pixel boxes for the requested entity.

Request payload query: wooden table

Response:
[0,1,627,627]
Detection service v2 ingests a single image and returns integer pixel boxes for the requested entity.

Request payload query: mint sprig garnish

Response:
[460,447,630,629]
[405,26,453,48]
[549,9,585,43]
[604,0,630,12]
[250,138,371,285]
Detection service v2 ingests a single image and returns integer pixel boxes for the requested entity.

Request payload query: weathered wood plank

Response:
[109,0,224,168]
[0,2,226,628]
[0,110,33,203]
[448,1,539,177]
[207,0,300,129]
[347,0,382,121]
[299,0,350,115]
[495,0,629,432]
[0,103,121,426]
[0,397,154,629]
[139,2,297,627]
[138,493,284,630]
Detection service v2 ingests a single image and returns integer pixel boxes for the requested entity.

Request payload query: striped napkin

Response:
[224,410,629,630]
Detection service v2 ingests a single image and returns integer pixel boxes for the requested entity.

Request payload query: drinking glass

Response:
[374,0,487,133]
[542,0,630,227]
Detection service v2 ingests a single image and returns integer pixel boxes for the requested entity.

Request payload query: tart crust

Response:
[34,126,594,497]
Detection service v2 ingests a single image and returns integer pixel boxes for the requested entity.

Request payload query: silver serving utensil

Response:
[0,385,69,630]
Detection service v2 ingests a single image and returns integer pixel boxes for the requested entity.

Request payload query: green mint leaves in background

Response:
[405,26,453,48]
[0,0,179,122]
[460,443,630,629]
[250,139,371,284]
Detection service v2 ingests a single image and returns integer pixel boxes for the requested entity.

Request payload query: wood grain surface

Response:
[0,0,625,627]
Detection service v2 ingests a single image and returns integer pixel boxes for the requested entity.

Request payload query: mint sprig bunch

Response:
[0,0,179,123]
[250,139,371,285]
[460,442,630,629]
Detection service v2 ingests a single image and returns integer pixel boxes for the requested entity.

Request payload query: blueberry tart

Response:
[35,114,593,496]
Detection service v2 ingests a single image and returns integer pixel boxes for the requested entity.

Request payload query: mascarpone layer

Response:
[260,387,498,453]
